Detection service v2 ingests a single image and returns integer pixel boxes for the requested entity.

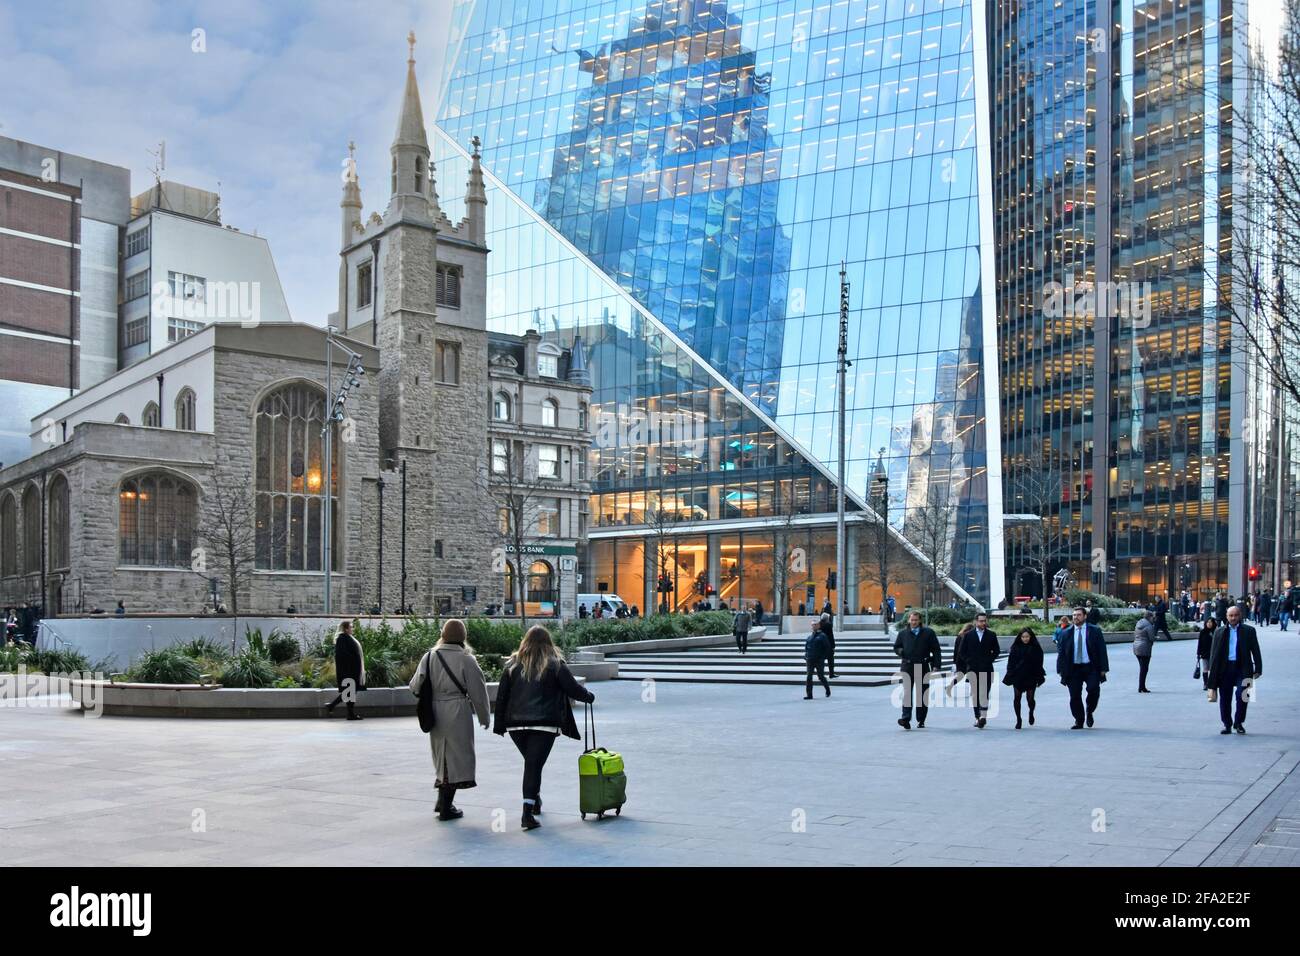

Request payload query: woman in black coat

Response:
[326,620,366,720]
[493,625,595,830]
[1196,616,1217,690]
[1002,627,1045,729]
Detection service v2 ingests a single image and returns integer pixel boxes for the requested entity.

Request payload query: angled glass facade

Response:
[438,0,1004,608]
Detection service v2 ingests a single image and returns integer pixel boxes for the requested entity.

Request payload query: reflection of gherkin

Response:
[538,0,790,413]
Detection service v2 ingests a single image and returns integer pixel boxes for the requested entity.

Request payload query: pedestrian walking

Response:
[493,625,595,830]
[1195,616,1216,690]
[893,610,941,729]
[804,618,831,699]
[325,620,366,720]
[1133,610,1155,693]
[1206,606,1263,735]
[819,611,837,678]
[732,605,752,654]
[1002,627,1045,729]
[1153,597,1172,641]
[408,619,491,821]
[953,611,1000,728]
[947,622,975,698]
[1056,606,1109,729]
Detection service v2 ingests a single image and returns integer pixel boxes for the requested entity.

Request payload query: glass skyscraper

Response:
[992,0,1299,601]
[436,0,1006,612]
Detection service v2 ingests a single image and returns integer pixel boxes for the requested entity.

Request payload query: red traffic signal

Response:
[1248,566,1260,580]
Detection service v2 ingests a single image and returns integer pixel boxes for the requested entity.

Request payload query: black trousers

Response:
[826,639,836,676]
[969,669,994,717]
[805,660,829,695]
[1012,685,1036,720]
[1216,661,1250,728]
[509,730,557,804]
[734,631,748,653]
[325,693,356,718]
[1137,654,1151,691]
[899,663,932,721]
[1065,664,1101,723]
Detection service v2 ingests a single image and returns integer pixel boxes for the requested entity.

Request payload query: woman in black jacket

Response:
[493,625,595,830]
[1196,616,1217,690]
[1002,627,1045,729]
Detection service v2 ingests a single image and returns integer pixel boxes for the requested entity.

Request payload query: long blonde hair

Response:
[437,618,472,654]
[513,625,561,681]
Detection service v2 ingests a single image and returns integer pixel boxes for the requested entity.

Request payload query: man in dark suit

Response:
[955,611,1000,728]
[893,610,942,730]
[1056,606,1109,729]
[1207,605,1263,735]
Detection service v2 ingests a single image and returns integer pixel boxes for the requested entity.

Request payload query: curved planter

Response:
[68,662,613,718]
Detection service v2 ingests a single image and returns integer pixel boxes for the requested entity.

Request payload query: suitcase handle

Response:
[584,700,596,751]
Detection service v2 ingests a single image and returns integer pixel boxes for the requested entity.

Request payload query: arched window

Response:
[142,402,160,428]
[414,155,424,193]
[493,391,512,422]
[527,559,556,607]
[22,484,40,573]
[114,414,130,425]
[537,342,561,378]
[119,473,197,567]
[48,474,69,570]
[254,382,337,571]
[175,388,197,431]
[0,494,16,576]
[541,399,558,428]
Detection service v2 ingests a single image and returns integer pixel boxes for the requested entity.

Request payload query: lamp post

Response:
[321,326,365,615]
[835,263,851,632]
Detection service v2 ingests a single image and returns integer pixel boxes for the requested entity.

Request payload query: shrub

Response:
[218,650,277,688]
[24,647,91,674]
[1062,588,1127,609]
[178,637,230,661]
[130,648,201,684]
[0,644,22,672]
[266,630,300,665]
[360,648,401,688]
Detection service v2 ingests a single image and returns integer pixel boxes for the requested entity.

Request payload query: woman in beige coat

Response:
[408,619,491,821]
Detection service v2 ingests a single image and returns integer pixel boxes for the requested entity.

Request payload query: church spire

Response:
[464,134,487,244]
[340,139,362,244]
[388,31,431,218]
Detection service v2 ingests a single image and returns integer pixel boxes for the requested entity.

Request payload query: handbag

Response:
[1193,662,1201,680]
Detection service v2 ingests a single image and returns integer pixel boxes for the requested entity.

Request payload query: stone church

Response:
[0,38,589,618]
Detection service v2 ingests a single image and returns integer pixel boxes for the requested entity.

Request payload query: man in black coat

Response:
[893,610,942,729]
[1056,606,1109,729]
[1207,605,1263,735]
[954,611,1000,728]
[1153,596,1172,641]
[1085,601,1102,627]
[326,620,366,720]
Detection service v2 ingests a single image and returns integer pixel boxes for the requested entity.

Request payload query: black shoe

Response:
[1071,722,1084,730]
[824,686,831,697]
[1085,713,1094,728]
[521,805,541,830]
[1015,718,1022,729]
[976,718,987,729]
[1028,711,1035,726]
[898,718,911,730]
[1220,727,1232,735]
[1234,724,1246,734]
[804,693,813,700]
[534,796,542,815]
[916,720,925,729]
[438,805,464,821]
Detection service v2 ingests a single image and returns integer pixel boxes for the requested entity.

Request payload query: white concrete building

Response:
[120,181,292,367]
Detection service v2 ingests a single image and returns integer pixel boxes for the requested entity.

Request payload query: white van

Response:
[577,593,627,617]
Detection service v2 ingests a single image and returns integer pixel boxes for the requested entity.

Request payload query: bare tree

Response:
[1004,442,1071,621]
[492,440,550,626]
[193,469,271,617]
[646,472,676,615]
[773,478,805,630]
[901,487,958,622]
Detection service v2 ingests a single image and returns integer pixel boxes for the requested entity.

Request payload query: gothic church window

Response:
[118,473,197,568]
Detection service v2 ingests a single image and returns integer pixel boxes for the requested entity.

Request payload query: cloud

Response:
[0,0,456,326]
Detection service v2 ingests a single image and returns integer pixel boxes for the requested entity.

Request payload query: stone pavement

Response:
[1,627,1296,866]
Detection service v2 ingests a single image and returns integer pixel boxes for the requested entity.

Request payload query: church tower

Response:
[336,33,495,614]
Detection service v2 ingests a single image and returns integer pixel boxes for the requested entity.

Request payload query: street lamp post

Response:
[321,326,365,615]
[835,263,851,632]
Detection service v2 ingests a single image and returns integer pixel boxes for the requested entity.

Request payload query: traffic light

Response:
[1248,566,1260,582]
[826,570,837,590]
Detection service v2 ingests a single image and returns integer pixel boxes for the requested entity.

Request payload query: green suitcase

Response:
[579,703,626,820]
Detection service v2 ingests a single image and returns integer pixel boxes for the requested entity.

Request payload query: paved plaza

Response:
[1,628,1297,867]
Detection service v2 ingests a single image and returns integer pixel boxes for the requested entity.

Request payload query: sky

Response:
[0,0,457,326]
